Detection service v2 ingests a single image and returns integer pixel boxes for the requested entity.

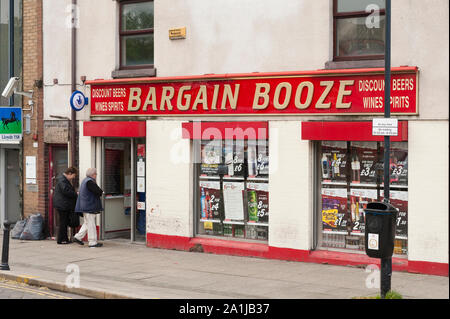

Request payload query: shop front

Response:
[83,66,447,276]
[82,121,147,242]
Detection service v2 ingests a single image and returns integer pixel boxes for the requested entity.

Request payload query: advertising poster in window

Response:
[200,140,222,175]
[380,142,408,186]
[247,182,269,224]
[321,188,347,232]
[350,142,378,185]
[199,181,222,220]
[224,140,245,177]
[248,140,269,177]
[223,181,245,220]
[349,188,378,234]
[381,190,408,238]
[321,141,348,183]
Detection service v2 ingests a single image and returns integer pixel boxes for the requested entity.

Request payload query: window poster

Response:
[247,182,269,223]
[321,141,348,183]
[381,190,408,238]
[350,142,378,185]
[201,139,222,175]
[223,181,245,220]
[349,188,378,234]
[321,188,348,232]
[224,139,245,177]
[199,181,222,220]
[380,142,408,186]
[248,140,269,177]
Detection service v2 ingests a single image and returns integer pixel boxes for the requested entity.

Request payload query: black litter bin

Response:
[364,201,398,259]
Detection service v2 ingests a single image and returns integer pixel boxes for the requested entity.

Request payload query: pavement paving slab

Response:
[0,234,448,300]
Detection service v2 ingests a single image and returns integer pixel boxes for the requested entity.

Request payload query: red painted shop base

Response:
[146,233,448,277]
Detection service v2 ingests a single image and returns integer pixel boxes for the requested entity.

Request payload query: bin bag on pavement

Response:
[19,213,44,240]
[11,219,28,239]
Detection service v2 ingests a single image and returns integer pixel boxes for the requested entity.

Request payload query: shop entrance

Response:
[101,137,146,242]
[49,145,68,237]
[1,147,21,224]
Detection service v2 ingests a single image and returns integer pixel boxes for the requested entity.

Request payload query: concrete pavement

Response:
[0,233,448,299]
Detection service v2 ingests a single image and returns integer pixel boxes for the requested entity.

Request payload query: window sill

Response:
[111,68,157,79]
[325,60,384,70]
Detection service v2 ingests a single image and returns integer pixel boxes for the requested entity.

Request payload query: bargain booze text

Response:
[89,68,417,116]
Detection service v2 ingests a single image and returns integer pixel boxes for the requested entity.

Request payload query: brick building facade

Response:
[21,0,46,223]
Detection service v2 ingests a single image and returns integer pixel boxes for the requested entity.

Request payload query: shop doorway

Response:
[48,145,68,237]
[4,148,21,223]
[101,138,146,242]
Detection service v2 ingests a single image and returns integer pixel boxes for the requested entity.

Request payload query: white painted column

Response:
[268,121,312,250]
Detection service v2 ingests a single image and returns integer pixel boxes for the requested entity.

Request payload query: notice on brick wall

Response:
[26,156,36,184]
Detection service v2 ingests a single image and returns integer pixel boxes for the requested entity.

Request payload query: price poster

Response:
[201,139,222,175]
[199,181,222,220]
[321,188,347,231]
[247,182,269,223]
[349,188,378,233]
[223,181,245,220]
[224,140,245,177]
[321,141,348,183]
[381,190,408,238]
[380,142,408,186]
[350,142,378,184]
[248,140,269,177]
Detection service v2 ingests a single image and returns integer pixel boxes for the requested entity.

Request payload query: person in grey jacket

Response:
[53,167,78,244]
[73,168,104,248]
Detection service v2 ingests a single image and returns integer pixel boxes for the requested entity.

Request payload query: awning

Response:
[301,121,408,141]
[83,121,146,137]
[181,121,268,140]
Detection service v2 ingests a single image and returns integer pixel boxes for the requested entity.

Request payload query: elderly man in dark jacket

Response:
[53,167,78,244]
[73,168,104,248]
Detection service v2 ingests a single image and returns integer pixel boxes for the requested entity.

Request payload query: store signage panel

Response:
[0,107,22,143]
[89,67,418,116]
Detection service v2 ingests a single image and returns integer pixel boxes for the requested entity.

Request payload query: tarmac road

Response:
[0,278,91,299]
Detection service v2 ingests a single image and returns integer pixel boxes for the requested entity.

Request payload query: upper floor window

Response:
[119,0,154,69]
[334,0,385,61]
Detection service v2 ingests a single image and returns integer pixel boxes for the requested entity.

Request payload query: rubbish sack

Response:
[19,213,44,240]
[11,219,28,239]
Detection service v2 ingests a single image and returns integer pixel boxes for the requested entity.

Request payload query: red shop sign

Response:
[87,67,418,116]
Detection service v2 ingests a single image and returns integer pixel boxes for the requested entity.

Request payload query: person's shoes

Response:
[57,241,71,244]
[89,243,103,248]
[73,238,84,245]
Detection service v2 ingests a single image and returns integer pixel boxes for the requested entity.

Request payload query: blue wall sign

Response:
[70,91,89,111]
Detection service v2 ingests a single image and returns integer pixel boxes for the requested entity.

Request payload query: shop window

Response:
[318,141,408,256]
[333,0,385,61]
[119,0,154,69]
[196,138,269,241]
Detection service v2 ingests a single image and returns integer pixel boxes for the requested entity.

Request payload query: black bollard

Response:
[0,221,12,271]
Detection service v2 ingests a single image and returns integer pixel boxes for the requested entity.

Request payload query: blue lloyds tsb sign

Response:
[0,107,22,143]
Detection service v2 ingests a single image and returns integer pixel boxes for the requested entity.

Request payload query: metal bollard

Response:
[0,221,12,271]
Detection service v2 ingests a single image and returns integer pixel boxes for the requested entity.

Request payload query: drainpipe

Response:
[70,0,77,169]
